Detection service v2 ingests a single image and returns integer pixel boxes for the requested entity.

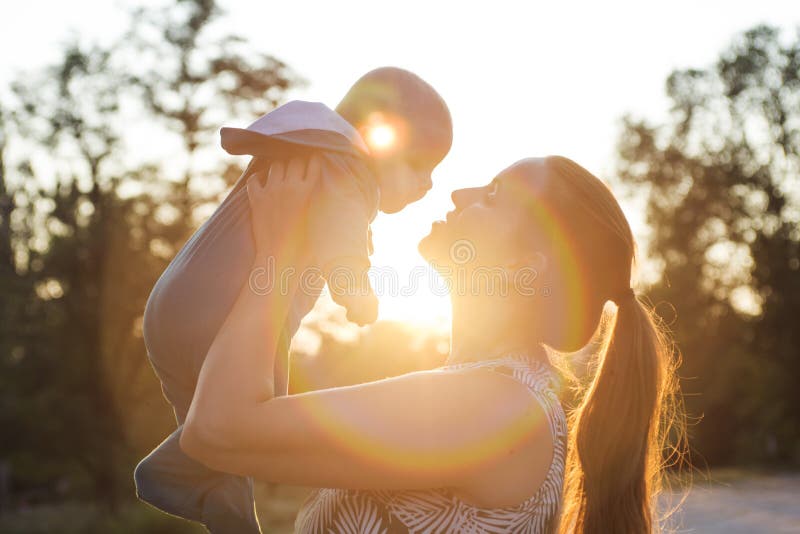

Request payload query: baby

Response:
[135,67,452,533]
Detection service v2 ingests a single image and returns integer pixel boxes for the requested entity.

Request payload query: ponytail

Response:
[510,155,687,532]
[559,293,685,533]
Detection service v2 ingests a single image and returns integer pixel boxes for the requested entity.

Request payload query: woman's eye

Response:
[485,184,498,203]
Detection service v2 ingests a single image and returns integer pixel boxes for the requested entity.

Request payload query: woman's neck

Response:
[447,296,546,365]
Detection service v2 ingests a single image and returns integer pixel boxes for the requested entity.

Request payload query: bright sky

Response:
[2,0,797,326]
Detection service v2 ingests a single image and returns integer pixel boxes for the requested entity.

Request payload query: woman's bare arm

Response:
[181,157,316,451]
[180,157,553,493]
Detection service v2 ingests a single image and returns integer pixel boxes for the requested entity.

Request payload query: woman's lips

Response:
[432,209,459,227]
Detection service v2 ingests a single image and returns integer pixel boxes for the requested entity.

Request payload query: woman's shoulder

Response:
[441,352,567,443]
[440,352,562,395]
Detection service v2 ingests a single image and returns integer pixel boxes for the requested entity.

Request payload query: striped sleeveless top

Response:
[294,354,568,533]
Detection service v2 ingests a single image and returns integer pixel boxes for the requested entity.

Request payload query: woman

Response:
[180,155,683,533]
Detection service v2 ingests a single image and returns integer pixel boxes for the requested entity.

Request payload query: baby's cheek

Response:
[384,179,407,203]
[389,172,414,197]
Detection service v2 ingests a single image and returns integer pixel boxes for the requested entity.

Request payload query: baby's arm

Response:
[307,156,378,325]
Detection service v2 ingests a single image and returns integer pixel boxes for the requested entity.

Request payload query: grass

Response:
[4,470,797,532]
[0,501,205,534]
[0,484,312,534]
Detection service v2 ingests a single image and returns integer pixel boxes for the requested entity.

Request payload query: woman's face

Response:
[419,158,549,269]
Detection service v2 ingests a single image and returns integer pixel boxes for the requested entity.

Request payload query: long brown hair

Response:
[531,157,686,533]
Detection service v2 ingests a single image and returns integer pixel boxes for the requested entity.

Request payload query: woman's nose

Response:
[451,187,479,207]
[451,188,466,207]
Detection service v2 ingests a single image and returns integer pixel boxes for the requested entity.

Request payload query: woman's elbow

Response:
[180,415,237,470]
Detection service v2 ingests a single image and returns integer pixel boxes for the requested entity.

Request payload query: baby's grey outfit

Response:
[134,102,378,533]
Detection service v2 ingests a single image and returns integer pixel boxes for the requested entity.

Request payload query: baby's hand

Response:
[246,156,320,263]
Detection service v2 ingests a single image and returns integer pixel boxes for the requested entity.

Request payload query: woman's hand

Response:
[246,156,321,263]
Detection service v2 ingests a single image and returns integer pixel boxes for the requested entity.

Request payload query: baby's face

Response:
[359,111,449,213]
[373,153,434,213]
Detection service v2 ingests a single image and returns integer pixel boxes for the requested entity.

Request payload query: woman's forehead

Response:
[495,157,549,192]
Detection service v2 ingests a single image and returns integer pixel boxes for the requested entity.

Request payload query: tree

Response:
[617,25,800,465]
[123,0,301,225]
[1,0,300,508]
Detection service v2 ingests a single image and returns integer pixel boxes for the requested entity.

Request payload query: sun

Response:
[374,274,451,329]
[367,212,451,331]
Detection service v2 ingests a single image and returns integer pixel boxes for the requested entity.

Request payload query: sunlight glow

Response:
[305,387,548,477]
[361,112,406,155]
[366,124,396,151]
[374,282,451,329]
[367,212,451,329]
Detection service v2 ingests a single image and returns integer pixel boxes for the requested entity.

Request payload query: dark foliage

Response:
[616,25,800,466]
[0,0,299,509]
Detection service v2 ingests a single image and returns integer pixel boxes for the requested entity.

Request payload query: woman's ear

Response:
[531,251,548,275]
[506,250,547,274]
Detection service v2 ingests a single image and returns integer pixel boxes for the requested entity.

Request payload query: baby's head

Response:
[336,67,453,213]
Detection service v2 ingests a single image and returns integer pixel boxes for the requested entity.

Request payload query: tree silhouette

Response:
[0,0,300,508]
[617,25,800,465]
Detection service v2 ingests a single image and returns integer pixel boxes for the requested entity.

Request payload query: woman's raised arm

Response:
[181,157,318,453]
[180,157,553,496]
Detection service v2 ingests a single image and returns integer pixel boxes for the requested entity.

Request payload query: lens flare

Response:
[366,124,396,151]
[287,357,554,481]
[361,112,407,155]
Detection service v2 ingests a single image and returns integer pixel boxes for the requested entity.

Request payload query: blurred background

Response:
[0,0,798,532]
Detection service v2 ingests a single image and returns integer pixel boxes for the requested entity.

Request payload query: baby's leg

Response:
[135,161,303,531]
[135,345,268,533]
[134,325,289,533]
[135,425,261,533]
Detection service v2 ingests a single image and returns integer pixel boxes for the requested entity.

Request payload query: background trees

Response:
[0,3,797,529]
[617,25,800,465]
[0,0,299,511]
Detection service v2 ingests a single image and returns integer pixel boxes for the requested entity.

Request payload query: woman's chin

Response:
[417,221,447,262]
